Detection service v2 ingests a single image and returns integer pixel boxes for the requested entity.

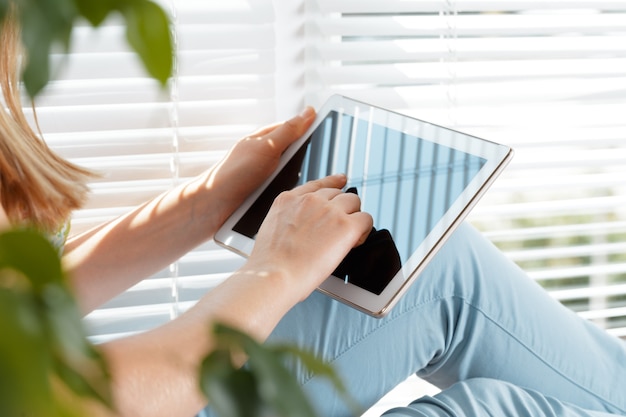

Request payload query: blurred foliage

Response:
[0,229,113,417]
[0,228,359,417]
[202,323,362,417]
[0,0,173,98]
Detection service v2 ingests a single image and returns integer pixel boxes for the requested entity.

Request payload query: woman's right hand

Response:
[245,174,374,303]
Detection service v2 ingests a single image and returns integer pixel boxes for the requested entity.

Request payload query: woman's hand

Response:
[64,108,316,313]
[245,174,374,302]
[204,107,317,225]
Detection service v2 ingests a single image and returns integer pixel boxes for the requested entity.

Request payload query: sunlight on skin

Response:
[0,190,12,231]
[0,212,9,231]
[235,268,270,278]
[204,135,279,191]
[203,108,317,197]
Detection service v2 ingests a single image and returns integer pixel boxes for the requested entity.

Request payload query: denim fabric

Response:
[202,223,626,416]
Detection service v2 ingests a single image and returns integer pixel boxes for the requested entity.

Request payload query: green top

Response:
[49,221,70,255]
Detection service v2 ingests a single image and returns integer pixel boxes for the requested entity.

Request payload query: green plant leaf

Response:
[17,0,77,98]
[0,287,51,417]
[246,343,317,417]
[44,285,113,407]
[0,229,113,416]
[122,0,173,86]
[73,0,119,26]
[200,350,264,417]
[3,0,173,98]
[0,0,9,22]
[206,324,319,417]
[0,229,64,291]
[274,345,363,415]
[21,38,52,99]
[53,360,111,407]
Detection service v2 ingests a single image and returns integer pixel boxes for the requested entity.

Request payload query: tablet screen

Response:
[232,110,487,295]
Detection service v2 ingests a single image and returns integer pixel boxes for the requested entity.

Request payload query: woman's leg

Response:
[264,222,626,416]
[383,378,620,417]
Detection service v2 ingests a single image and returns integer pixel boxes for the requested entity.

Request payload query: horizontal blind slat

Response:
[314,14,626,37]
[483,222,626,242]
[507,242,626,262]
[315,59,626,85]
[315,0,626,13]
[548,282,626,299]
[318,37,626,63]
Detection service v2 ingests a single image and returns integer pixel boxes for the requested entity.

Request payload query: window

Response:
[29,0,626,341]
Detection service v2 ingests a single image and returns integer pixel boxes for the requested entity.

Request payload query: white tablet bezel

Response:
[215,95,513,317]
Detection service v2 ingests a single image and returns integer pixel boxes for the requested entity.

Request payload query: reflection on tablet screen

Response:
[234,110,487,294]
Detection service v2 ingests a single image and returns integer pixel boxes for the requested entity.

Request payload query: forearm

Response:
[63,171,232,313]
[98,265,299,417]
[62,109,317,314]
[73,173,371,417]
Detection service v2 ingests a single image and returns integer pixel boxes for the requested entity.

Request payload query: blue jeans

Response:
[204,223,626,416]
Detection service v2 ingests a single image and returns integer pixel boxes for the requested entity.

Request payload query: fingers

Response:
[311,187,362,213]
[289,175,365,217]
[289,176,374,244]
[353,212,374,245]
[248,122,282,138]
[321,184,374,245]
[291,174,348,196]
[249,107,317,153]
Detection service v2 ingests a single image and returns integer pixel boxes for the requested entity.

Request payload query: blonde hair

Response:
[0,12,95,233]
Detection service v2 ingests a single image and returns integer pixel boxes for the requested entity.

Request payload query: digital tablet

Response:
[215,95,513,317]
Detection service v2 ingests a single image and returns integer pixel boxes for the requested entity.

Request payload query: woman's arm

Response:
[94,174,373,417]
[63,108,317,313]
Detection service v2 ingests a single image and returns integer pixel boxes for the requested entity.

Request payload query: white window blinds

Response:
[24,0,626,342]
[304,0,626,337]
[28,0,277,342]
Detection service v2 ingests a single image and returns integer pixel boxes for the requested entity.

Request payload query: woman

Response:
[0,13,370,416]
[2,12,625,417]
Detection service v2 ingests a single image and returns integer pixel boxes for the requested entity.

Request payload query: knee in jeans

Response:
[412,378,559,417]
[426,377,506,408]
[448,377,505,395]
[383,378,508,417]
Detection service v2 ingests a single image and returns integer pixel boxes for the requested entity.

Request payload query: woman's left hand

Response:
[203,107,317,224]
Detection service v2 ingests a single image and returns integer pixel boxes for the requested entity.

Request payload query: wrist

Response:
[237,261,301,302]
[192,168,248,237]
[182,172,234,240]
[205,263,303,343]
